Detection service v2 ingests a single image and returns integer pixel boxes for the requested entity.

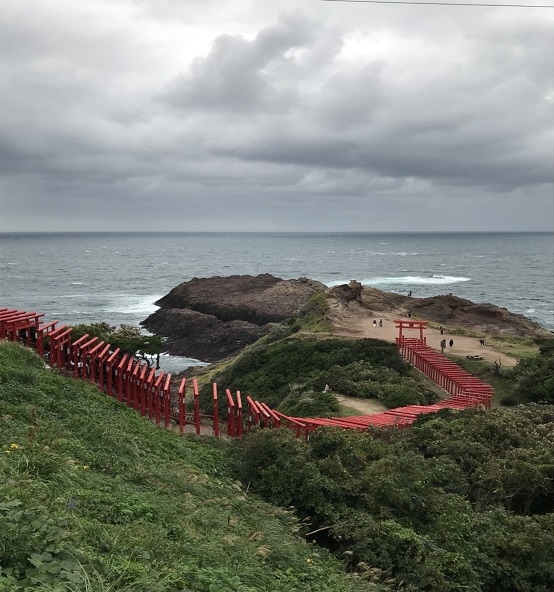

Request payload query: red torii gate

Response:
[0,311,45,345]
[395,318,428,344]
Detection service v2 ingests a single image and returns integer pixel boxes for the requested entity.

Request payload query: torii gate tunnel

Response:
[1,307,493,438]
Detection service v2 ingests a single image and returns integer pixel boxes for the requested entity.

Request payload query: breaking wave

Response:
[326,275,471,287]
[102,294,163,316]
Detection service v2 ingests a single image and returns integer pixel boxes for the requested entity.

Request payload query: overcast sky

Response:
[1,0,553,232]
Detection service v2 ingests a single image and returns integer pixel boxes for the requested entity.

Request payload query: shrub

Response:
[278,389,340,418]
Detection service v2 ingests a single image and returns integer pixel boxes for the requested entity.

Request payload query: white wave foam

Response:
[71,282,84,285]
[367,275,470,286]
[368,252,420,256]
[103,294,163,315]
[326,275,470,287]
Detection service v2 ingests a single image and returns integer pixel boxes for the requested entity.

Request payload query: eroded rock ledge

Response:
[335,284,550,338]
[141,274,326,361]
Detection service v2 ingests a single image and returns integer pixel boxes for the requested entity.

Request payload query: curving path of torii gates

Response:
[0,309,493,439]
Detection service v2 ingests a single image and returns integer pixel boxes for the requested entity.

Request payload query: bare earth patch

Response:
[327,298,518,367]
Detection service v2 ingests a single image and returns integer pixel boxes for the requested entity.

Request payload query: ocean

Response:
[1,232,553,371]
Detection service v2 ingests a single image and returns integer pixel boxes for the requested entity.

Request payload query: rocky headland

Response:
[342,282,551,337]
[141,274,326,361]
[143,275,550,362]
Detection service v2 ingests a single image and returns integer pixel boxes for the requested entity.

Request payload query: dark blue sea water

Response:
[1,232,553,370]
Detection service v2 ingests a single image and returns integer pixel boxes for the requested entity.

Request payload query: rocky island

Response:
[141,274,326,361]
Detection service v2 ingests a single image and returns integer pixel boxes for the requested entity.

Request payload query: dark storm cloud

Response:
[0,0,552,232]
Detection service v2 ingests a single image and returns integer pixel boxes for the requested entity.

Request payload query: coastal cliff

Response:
[142,274,326,361]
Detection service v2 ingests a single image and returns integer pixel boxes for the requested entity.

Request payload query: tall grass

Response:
[0,342,382,592]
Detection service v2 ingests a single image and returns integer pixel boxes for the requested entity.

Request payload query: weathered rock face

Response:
[409,295,550,337]
[360,289,550,338]
[142,274,326,361]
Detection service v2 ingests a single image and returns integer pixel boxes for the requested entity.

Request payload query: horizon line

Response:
[1,230,553,235]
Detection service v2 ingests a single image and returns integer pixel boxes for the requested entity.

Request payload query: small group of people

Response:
[372,319,383,328]
[440,338,454,353]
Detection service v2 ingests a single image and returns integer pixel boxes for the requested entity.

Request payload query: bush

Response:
[278,389,340,418]
[232,408,554,592]
[200,336,419,414]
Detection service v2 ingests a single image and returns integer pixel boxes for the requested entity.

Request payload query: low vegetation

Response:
[451,338,554,407]
[198,335,438,416]
[233,407,554,592]
[0,342,381,592]
[3,305,553,591]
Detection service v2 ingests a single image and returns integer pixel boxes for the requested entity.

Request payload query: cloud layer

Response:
[1,0,553,231]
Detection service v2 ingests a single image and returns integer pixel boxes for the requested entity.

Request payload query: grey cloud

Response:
[0,0,552,232]
[159,13,316,113]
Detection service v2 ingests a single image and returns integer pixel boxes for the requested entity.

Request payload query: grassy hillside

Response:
[0,342,382,592]
[198,334,439,416]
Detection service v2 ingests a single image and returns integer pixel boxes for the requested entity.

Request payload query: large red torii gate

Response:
[394,319,428,344]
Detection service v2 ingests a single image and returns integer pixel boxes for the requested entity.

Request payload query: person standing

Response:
[449,339,454,348]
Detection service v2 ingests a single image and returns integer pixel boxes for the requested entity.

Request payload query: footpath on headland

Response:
[333,314,518,367]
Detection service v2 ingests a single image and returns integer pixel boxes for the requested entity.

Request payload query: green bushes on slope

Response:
[200,335,434,414]
[232,407,554,592]
[0,342,382,592]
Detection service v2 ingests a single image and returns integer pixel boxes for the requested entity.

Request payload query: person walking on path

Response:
[373,319,377,328]
[449,339,454,348]
[379,319,383,327]
[441,339,447,353]
[440,326,444,335]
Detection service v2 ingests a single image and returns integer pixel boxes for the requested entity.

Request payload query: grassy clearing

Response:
[426,321,482,339]
[0,342,381,592]
[485,336,541,359]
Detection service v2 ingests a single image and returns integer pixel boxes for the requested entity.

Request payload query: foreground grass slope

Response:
[0,342,381,592]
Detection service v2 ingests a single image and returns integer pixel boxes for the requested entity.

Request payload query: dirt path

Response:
[328,301,518,367]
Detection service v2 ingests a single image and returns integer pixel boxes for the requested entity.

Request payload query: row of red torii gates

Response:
[0,309,493,439]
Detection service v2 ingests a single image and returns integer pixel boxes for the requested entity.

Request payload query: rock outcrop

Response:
[144,275,550,363]
[406,294,550,337]
[358,289,549,338]
[142,274,326,361]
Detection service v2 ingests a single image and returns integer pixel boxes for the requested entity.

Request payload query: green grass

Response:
[0,342,382,592]
[485,336,541,360]
[426,322,541,359]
